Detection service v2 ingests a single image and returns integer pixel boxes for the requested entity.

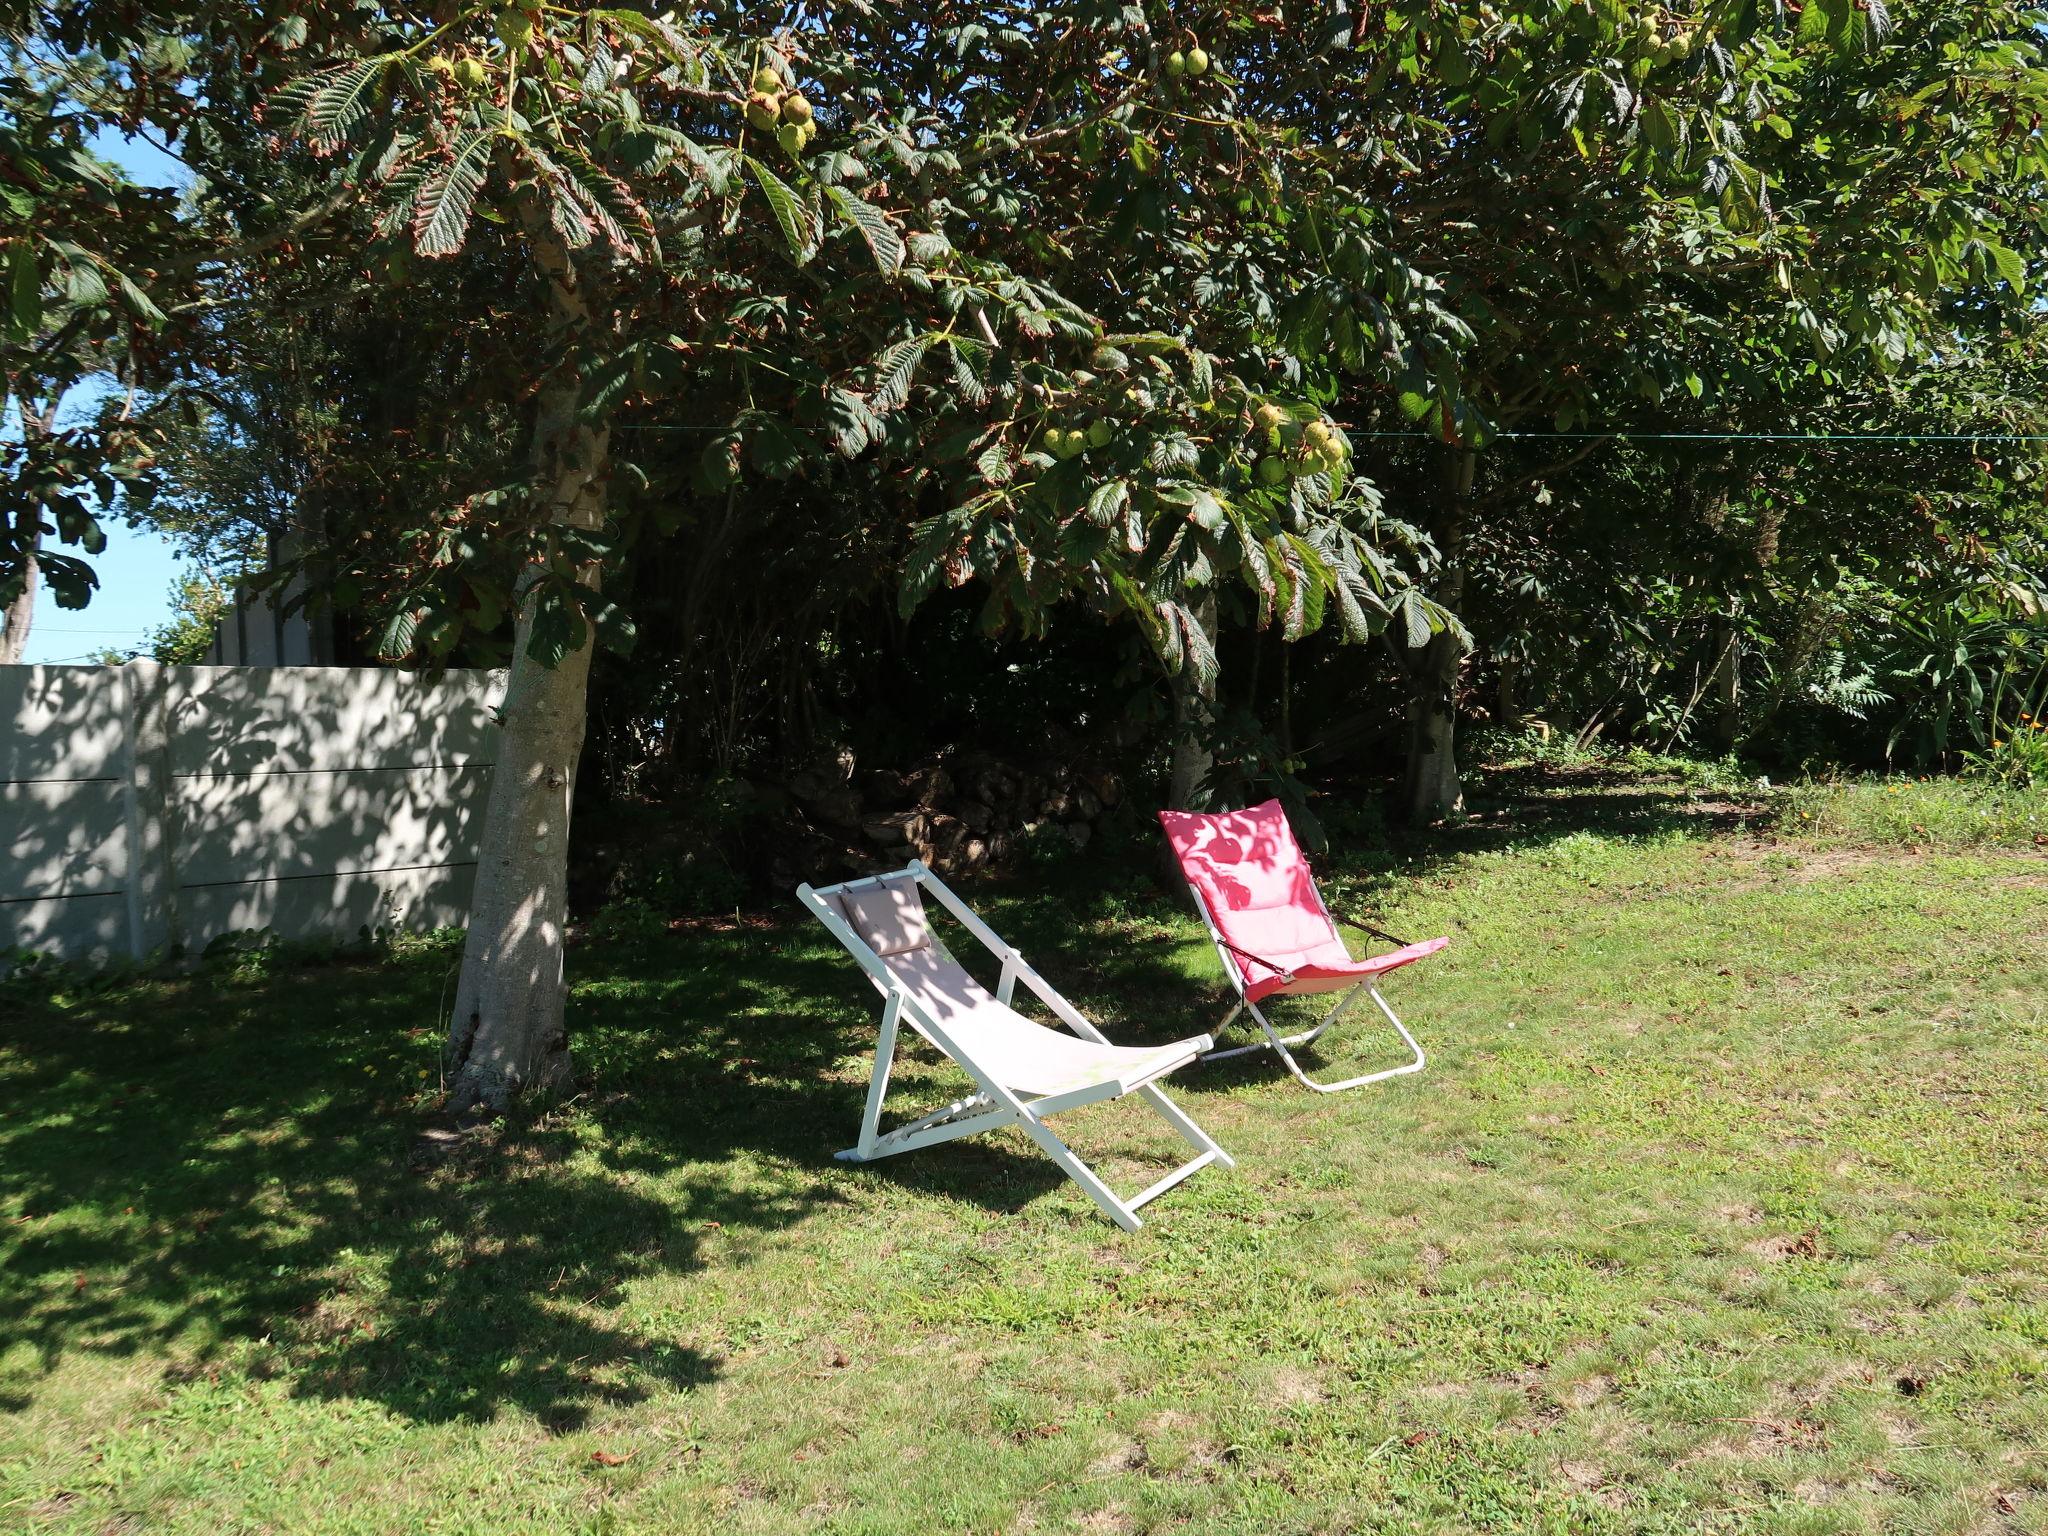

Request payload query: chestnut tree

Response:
[241,2,1428,1112]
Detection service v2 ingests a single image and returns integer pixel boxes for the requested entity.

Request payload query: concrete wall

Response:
[2,662,503,963]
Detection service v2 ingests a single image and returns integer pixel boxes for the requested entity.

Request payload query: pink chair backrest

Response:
[1158,799,1340,981]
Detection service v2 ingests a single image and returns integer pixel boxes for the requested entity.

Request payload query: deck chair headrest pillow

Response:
[836,875,932,957]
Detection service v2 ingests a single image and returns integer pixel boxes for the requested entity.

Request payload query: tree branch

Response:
[159,184,361,279]
[1473,435,1613,510]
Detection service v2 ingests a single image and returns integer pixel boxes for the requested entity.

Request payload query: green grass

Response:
[4,769,2047,1535]
[1774,775,2048,851]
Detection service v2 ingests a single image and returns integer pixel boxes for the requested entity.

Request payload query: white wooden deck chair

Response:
[797,861,1232,1231]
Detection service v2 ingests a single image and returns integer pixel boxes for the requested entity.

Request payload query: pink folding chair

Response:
[1159,799,1448,1094]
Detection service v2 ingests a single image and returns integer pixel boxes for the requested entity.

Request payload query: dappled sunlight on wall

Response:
[2,663,503,962]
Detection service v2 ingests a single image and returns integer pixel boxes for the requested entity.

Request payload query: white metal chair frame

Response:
[1182,877,1428,1096]
[798,861,1234,1231]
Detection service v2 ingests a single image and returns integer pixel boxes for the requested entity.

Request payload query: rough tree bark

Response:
[0,542,34,664]
[2,399,58,665]
[444,202,612,1116]
[1402,450,1474,820]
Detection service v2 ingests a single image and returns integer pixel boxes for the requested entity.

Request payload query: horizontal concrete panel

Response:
[173,764,491,888]
[0,665,126,783]
[164,666,505,778]
[0,779,128,899]
[3,891,129,962]
[178,862,477,948]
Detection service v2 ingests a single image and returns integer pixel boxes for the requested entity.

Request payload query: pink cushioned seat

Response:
[1158,799,1448,1003]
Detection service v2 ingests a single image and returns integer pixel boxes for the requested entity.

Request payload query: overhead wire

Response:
[613,422,2048,446]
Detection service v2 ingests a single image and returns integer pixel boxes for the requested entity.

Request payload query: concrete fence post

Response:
[119,659,183,958]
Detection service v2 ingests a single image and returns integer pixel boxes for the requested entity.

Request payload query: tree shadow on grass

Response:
[0,943,849,1430]
[572,933,1078,1219]
[0,917,1144,1427]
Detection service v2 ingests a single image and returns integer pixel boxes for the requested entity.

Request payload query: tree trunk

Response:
[1277,635,1293,763]
[3,398,58,666]
[1708,612,1741,753]
[1403,451,1473,820]
[445,203,612,1117]
[1166,590,1218,810]
[1497,653,1523,729]
[1,543,34,664]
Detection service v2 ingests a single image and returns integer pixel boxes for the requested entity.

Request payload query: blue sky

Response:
[17,128,195,664]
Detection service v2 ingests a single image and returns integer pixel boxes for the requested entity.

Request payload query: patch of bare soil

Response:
[1746,1229,1824,1262]
[1556,1458,1628,1509]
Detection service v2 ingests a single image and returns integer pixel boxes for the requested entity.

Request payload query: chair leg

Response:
[848,993,902,1159]
[1011,1112,1145,1231]
[840,1096,1008,1162]
[833,989,1224,1228]
[850,1097,1222,1233]
[1245,984,1427,1094]
[1137,1081,1235,1170]
[1296,981,1366,1048]
[1016,1099,1232,1231]
[1202,999,1336,1062]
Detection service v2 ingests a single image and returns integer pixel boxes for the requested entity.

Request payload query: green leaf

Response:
[586,8,697,65]
[61,255,107,306]
[543,173,595,248]
[552,141,657,258]
[36,551,100,610]
[411,131,495,258]
[378,604,421,661]
[1987,243,2025,292]
[1796,0,1840,44]
[1642,98,1682,154]
[944,336,989,405]
[589,598,638,656]
[666,132,732,193]
[870,335,932,411]
[1086,479,1129,526]
[524,585,589,668]
[296,58,390,153]
[976,442,1014,485]
[744,413,810,477]
[7,246,41,340]
[114,269,168,327]
[825,184,905,270]
[746,156,818,263]
[1400,591,1431,649]
[1162,600,1218,686]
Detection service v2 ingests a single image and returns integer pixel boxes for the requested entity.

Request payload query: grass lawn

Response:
[4,766,2046,1535]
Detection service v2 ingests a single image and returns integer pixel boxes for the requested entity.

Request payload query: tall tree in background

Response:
[1223,0,2048,815]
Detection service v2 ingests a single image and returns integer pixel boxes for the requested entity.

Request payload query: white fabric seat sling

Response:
[798,861,1232,1231]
